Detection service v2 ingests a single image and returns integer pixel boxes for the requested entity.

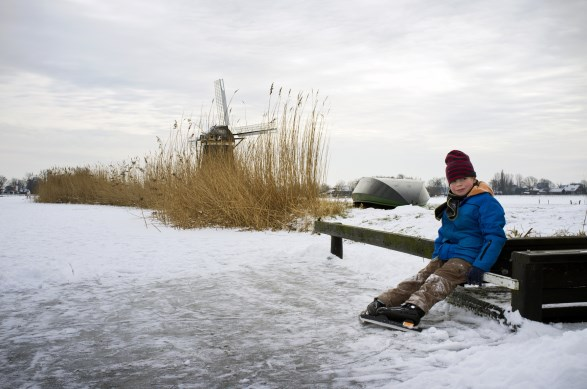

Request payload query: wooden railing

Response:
[314,220,587,323]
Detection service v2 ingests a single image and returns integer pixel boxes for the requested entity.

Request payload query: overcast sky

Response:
[1,0,586,185]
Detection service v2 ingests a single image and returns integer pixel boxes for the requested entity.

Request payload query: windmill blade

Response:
[214,79,230,126]
[232,120,277,137]
[234,128,277,137]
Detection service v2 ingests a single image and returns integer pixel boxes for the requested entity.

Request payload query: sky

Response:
[1,0,586,185]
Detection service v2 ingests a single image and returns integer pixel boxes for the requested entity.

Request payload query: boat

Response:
[352,177,430,209]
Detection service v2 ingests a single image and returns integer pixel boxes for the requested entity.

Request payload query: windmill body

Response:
[198,79,276,158]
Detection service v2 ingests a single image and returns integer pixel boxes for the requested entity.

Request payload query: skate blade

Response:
[359,313,422,332]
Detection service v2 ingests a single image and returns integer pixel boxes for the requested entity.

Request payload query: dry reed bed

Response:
[37,90,348,230]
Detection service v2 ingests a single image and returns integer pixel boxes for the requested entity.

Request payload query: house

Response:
[327,187,353,198]
[3,185,17,194]
[550,183,586,195]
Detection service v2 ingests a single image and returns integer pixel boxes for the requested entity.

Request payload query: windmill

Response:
[197,79,276,158]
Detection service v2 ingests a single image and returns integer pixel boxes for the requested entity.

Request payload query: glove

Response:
[467,266,485,286]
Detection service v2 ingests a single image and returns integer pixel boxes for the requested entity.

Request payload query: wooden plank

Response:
[316,220,520,289]
[542,287,587,304]
[541,306,587,323]
[510,249,587,264]
[314,220,434,258]
[542,262,587,288]
[483,273,519,290]
[492,237,587,276]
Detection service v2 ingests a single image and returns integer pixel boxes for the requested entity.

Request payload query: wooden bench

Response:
[314,220,587,323]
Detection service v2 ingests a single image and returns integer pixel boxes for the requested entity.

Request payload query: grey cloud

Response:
[0,0,586,183]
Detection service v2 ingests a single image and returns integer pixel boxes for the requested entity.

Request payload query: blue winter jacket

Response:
[433,182,507,271]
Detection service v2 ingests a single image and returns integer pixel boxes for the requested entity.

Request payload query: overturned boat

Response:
[352,177,430,209]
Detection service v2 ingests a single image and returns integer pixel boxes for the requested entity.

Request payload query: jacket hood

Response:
[468,181,494,198]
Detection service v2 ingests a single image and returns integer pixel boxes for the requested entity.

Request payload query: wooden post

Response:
[331,236,343,258]
[511,254,544,321]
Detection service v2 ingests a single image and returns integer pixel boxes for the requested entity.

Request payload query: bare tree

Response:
[25,174,39,194]
[515,174,524,189]
[0,175,6,190]
[334,180,346,191]
[489,173,501,193]
[347,178,361,192]
[9,178,24,189]
[523,176,538,190]
[426,177,447,196]
[489,170,515,194]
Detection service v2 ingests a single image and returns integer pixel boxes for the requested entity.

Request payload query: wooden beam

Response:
[314,220,434,258]
[315,220,520,288]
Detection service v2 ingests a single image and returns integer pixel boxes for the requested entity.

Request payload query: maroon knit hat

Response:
[445,150,476,183]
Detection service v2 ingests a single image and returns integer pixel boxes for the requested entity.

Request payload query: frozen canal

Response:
[1,195,586,388]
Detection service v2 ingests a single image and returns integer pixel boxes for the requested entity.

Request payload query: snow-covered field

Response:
[1,194,586,388]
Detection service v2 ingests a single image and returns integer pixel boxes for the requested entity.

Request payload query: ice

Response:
[1,194,586,387]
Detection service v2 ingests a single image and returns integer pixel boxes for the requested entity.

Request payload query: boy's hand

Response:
[467,266,485,285]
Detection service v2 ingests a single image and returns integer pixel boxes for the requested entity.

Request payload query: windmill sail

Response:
[232,120,277,137]
[198,79,276,157]
[214,79,230,126]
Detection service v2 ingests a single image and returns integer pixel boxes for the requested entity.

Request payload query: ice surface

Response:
[1,195,586,388]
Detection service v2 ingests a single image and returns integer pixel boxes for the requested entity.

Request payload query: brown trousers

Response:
[377,258,472,313]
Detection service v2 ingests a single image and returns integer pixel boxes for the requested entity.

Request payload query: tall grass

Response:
[37,88,348,230]
[36,162,149,207]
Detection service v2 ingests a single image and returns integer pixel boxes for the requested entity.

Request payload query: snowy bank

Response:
[1,195,586,388]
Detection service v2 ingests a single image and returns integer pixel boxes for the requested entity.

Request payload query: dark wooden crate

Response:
[511,250,587,322]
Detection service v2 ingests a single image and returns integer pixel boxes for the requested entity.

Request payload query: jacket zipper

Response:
[478,241,492,262]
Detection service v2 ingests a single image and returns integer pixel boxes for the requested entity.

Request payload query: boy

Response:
[366,150,507,325]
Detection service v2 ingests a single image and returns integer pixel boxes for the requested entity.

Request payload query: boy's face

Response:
[449,177,476,196]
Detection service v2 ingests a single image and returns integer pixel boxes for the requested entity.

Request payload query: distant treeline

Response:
[326,172,587,197]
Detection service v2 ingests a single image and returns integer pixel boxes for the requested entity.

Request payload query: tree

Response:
[333,180,347,191]
[25,173,40,194]
[426,177,447,196]
[490,170,515,194]
[515,174,524,189]
[0,175,6,191]
[523,176,538,190]
[489,173,500,193]
[536,178,553,192]
[347,178,361,192]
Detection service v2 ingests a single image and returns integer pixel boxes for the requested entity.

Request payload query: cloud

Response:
[0,0,586,184]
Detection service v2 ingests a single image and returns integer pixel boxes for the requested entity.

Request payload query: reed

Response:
[36,88,348,230]
[36,162,148,207]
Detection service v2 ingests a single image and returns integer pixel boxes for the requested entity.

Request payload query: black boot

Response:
[366,298,386,315]
[376,303,425,325]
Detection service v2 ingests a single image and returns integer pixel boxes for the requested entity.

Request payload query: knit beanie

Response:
[445,150,476,183]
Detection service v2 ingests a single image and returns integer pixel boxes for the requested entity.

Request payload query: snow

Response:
[1,194,586,388]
